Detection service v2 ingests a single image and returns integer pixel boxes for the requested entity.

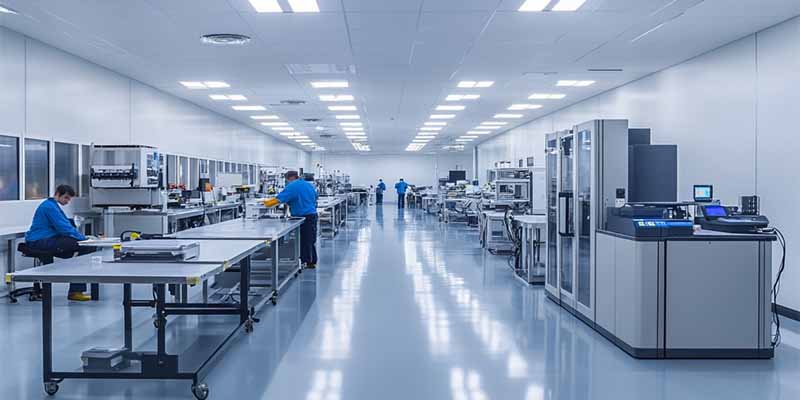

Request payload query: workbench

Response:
[172,217,305,304]
[479,211,514,253]
[6,239,267,399]
[1,225,28,297]
[317,196,347,238]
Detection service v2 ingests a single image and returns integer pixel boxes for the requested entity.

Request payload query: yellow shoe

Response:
[68,292,92,302]
[305,263,317,269]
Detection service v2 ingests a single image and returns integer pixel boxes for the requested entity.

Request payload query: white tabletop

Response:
[0,225,29,237]
[171,217,304,241]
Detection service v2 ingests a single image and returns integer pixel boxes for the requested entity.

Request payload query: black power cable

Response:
[766,227,787,348]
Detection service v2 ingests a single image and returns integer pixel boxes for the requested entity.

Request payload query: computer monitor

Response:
[702,205,728,218]
[448,170,467,183]
[693,185,713,202]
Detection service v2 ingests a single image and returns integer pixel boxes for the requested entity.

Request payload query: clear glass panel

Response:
[54,142,79,193]
[25,138,50,200]
[224,162,231,173]
[189,158,199,190]
[179,157,189,187]
[546,138,558,288]
[0,135,20,201]
[209,160,217,185]
[559,135,574,294]
[166,155,178,187]
[80,145,90,196]
[576,129,592,308]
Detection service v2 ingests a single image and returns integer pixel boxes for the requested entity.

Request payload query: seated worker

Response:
[25,184,94,301]
[263,171,319,269]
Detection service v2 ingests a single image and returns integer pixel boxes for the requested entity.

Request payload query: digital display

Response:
[704,205,727,217]
[693,185,713,202]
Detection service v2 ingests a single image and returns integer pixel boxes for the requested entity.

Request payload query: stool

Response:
[9,242,55,303]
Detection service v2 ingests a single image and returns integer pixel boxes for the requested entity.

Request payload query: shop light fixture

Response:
[494,114,524,119]
[328,105,357,111]
[420,127,442,131]
[481,121,508,126]
[342,127,364,132]
[456,138,474,142]
[436,105,466,111]
[457,81,494,88]
[210,94,247,101]
[311,81,349,89]
[339,122,363,126]
[335,115,360,120]
[250,115,280,120]
[417,135,436,139]
[248,0,282,13]
[279,132,300,136]
[518,0,550,11]
[319,94,355,102]
[529,93,566,100]
[430,114,456,119]
[552,0,587,11]
[287,0,320,13]
[446,94,480,101]
[232,105,266,111]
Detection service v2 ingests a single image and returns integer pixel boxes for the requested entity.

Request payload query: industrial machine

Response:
[118,240,201,261]
[90,145,164,207]
[484,168,536,213]
[698,204,769,233]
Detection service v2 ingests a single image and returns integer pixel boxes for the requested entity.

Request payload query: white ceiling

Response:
[1,0,798,154]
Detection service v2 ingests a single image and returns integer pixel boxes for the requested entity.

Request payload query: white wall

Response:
[311,153,472,195]
[0,26,310,279]
[477,16,800,311]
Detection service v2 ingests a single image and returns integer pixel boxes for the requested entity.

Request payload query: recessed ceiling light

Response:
[272,127,294,131]
[209,94,228,101]
[446,94,480,101]
[301,143,316,146]
[210,94,248,101]
[204,81,230,89]
[261,122,290,126]
[311,81,349,89]
[475,126,501,130]
[494,114,524,119]
[180,81,207,89]
[319,94,354,102]
[461,135,479,139]
[250,115,280,120]
[232,105,266,111]
[468,131,491,135]
[342,127,364,132]
[248,0,283,13]
[425,122,447,126]
[279,132,300,136]
[457,81,494,89]
[476,81,494,88]
[518,0,550,12]
[557,80,595,87]
[508,104,543,111]
[0,4,19,14]
[227,95,247,101]
[420,127,442,131]
[430,114,456,119]
[456,139,474,142]
[529,93,566,100]
[335,115,360,120]
[416,135,436,139]
[287,0,320,13]
[552,0,588,11]
[328,105,357,111]
[340,122,363,126]
[436,105,465,111]
[481,121,508,126]
[413,140,430,143]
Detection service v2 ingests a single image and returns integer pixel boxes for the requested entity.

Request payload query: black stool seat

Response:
[9,243,55,303]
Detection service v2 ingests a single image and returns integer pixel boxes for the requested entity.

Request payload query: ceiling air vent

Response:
[319,134,335,139]
[278,100,306,106]
[303,118,321,122]
[587,68,624,72]
[286,64,356,75]
[201,34,251,45]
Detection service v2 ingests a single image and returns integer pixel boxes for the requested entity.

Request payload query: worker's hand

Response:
[263,198,280,208]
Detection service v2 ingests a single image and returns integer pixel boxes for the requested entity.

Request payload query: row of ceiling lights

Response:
[248,0,319,13]
[519,0,586,12]
[179,80,326,151]
[310,80,370,152]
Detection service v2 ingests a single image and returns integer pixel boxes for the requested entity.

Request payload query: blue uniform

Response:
[277,179,318,216]
[26,198,86,243]
[377,182,386,194]
[395,181,409,194]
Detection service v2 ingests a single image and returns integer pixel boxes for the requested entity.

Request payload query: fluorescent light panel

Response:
[0,4,19,14]
[436,105,465,111]
[212,94,247,101]
[262,122,289,126]
[468,131,491,135]
[518,0,550,12]
[430,114,456,119]
[420,127,442,131]
[319,94,354,102]
[340,122,362,126]
[475,125,501,130]
[494,114,524,119]
[328,105,357,111]
[250,115,280,120]
[232,105,266,111]
[279,132,300,136]
[556,80,595,87]
[342,127,364,132]
[446,94,480,101]
[248,0,282,12]
[481,121,508,126]
[425,122,447,126]
[272,127,294,131]
[287,0,320,13]
[508,104,543,110]
[457,81,494,88]
[335,115,360,120]
[416,135,436,139]
[311,81,349,89]
[456,139,474,142]
[552,0,587,11]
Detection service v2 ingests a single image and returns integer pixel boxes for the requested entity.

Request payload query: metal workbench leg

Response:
[271,241,279,304]
[42,283,54,384]
[294,227,301,271]
[202,280,208,304]
[155,284,167,357]
[181,284,188,303]
[240,257,251,326]
[7,237,16,293]
[124,284,132,350]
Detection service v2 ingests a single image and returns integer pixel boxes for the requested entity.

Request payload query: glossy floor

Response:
[2,206,800,399]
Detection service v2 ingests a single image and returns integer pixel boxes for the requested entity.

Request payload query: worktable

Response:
[172,217,305,304]
[479,211,514,253]
[317,196,347,238]
[1,225,28,296]
[6,239,266,399]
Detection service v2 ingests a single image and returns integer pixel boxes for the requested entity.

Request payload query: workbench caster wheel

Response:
[192,383,209,400]
[244,320,254,333]
[44,381,59,396]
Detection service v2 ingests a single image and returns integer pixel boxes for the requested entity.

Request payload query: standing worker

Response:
[25,185,94,301]
[376,179,386,205]
[395,178,409,208]
[263,171,318,268]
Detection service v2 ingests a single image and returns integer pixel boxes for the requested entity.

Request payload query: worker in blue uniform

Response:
[376,179,386,205]
[395,178,409,208]
[25,185,95,301]
[263,171,318,268]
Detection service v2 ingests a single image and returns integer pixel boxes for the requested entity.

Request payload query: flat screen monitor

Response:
[448,170,466,183]
[703,205,728,218]
[693,185,713,202]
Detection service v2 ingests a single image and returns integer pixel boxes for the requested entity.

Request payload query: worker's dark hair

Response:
[55,184,76,197]
[285,170,299,180]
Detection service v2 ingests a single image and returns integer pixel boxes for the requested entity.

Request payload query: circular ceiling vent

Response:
[201,34,251,45]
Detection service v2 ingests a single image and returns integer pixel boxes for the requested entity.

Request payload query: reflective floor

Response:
[3,205,800,399]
